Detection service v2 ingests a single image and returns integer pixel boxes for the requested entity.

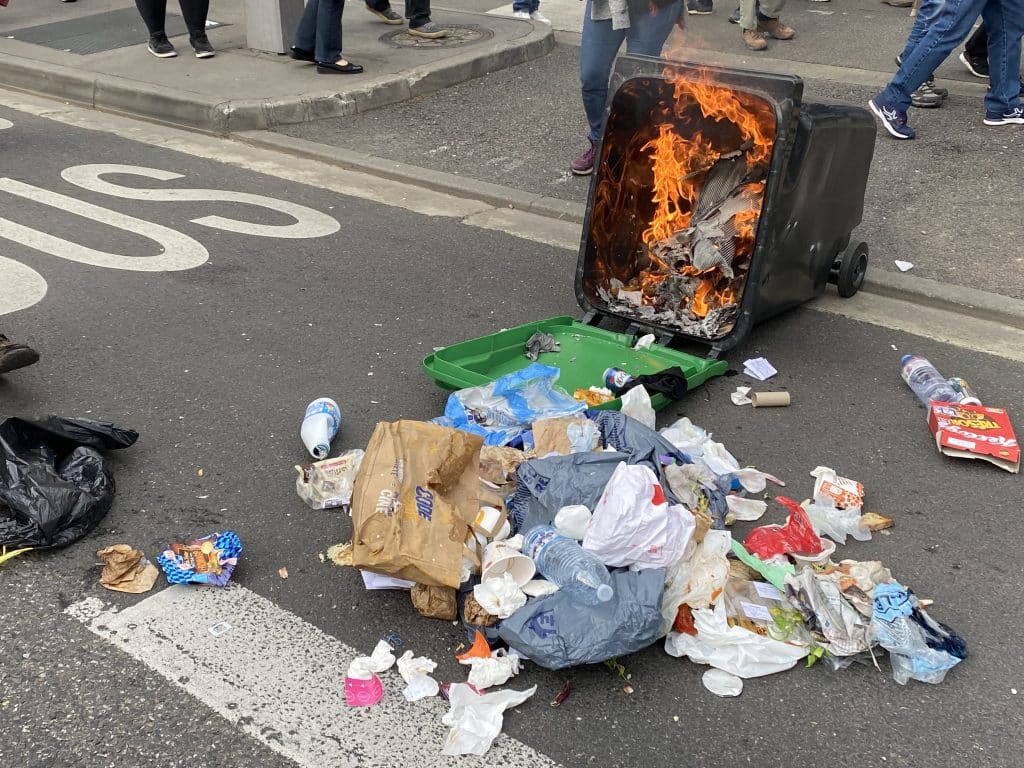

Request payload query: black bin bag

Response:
[0,416,138,550]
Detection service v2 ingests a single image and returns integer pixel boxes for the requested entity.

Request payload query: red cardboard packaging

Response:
[928,402,1019,473]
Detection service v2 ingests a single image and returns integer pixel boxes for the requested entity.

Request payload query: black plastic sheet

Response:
[0,416,138,549]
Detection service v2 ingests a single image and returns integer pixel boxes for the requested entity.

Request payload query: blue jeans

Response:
[580,0,683,142]
[294,0,345,64]
[513,0,540,12]
[899,0,945,76]
[880,0,1023,114]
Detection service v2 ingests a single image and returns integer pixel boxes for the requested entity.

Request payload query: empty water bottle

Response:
[300,397,341,459]
[524,525,614,605]
[900,355,959,406]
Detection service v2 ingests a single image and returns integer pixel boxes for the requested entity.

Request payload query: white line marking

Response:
[0,254,48,317]
[66,585,559,768]
[0,118,13,130]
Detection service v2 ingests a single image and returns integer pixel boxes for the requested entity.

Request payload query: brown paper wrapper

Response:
[97,545,159,594]
[751,391,791,407]
[411,583,458,621]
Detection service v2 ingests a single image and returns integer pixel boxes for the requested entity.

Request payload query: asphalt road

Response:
[1,102,1023,768]
[278,42,1024,300]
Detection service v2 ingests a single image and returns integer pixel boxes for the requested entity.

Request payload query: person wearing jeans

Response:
[365,0,447,37]
[870,0,1023,138]
[892,0,950,107]
[292,0,363,74]
[573,0,683,175]
[513,0,550,24]
[134,0,214,58]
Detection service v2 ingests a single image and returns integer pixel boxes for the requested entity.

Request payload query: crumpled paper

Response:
[397,650,439,701]
[348,639,396,680]
[441,684,537,756]
[730,386,753,406]
[411,583,458,620]
[459,647,522,689]
[463,592,499,627]
[473,573,527,619]
[97,545,159,593]
[634,333,656,350]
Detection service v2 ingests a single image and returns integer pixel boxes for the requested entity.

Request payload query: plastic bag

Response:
[582,462,695,570]
[803,501,871,544]
[784,567,872,656]
[553,504,592,540]
[620,386,655,429]
[499,568,665,669]
[441,684,537,756]
[0,416,138,550]
[441,363,585,446]
[664,601,809,678]
[743,497,823,559]
[660,529,731,635]
[871,582,967,684]
[294,449,364,509]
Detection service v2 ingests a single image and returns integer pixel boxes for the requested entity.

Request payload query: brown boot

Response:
[0,334,39,375]
[742,28,768,51]
[758,17,795,40]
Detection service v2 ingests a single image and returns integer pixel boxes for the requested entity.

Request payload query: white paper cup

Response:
[481,542,536,586]
[473,506,504,538]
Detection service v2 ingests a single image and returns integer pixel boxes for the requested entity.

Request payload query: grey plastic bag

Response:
[498,568,665,669]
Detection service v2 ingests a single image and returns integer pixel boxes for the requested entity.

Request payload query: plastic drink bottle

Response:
[524,525,614,604]
[900,356,959,406]
[301,397,341,459]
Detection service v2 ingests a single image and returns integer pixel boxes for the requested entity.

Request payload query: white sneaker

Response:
[512,10,531,19]
[530,10,551,22]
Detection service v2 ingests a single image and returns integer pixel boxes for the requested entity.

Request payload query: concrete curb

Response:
[235,127,1024,330]
[0,24,553,133]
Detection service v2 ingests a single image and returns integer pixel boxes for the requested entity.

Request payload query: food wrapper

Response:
[157,531,241,587]
[810,466,865,510]
[928,402,1019,473]
[295,449,364,510]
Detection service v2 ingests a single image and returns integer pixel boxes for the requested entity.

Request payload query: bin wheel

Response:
[836,242,868,298]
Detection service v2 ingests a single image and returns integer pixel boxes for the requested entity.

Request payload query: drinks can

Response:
[603,367,636,394]
[947,377,981,406]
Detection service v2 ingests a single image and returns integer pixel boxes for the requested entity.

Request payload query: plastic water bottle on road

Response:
[301,397,341,459]
[900,355,959,406]
[524,525,614,604]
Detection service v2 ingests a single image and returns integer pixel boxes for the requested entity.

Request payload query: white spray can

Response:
[300,397,341,460]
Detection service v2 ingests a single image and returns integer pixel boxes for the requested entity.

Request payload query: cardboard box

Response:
[928,402,1019,473]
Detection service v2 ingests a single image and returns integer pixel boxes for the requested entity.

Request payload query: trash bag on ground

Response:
[743,496,823,559]
[498,568,665,669]
[438,363,585,446]
[0,415,138,550]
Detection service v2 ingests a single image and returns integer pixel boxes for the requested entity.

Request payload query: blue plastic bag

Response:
[440,364,585,446]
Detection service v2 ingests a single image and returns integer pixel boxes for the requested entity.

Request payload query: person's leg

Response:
[178,0,210,37]
[623,0,682,56]
[134,0,168,35]
[964,21,987,59]
[314,0,344,63]
[877,0,986,112]
[739,0,758,29]
[406,0,431,26]
[899,0,943,63]
[757,0,786,20]
[580,0,628,143]
[980,0,1024,118]
[294,0,321,54]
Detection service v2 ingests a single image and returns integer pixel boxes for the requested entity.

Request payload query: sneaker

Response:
[530,10,551,23]
[869,98,915,139]
[728,6,741,23]
[512,10,531,19]
[742,28,768,51]
[911,81,944,109]
[882,0,913,6]
[408,21,447,38]
[757,17,794,40]
[190,33,215,59]
[0,335,40,375]
[687,0,713,15]
[925,76,948,99]
[959,51,989,79]
[571,139,597,176]
[983,106,1024,126]
[366,4,404,24]
[147,33,177,58]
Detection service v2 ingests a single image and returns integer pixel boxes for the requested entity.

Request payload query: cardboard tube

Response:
[751,391,791,407]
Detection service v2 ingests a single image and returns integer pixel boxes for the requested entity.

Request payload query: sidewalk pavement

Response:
[0,0,552,131]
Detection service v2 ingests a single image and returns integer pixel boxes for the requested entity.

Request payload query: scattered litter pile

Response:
[315,368,966,755]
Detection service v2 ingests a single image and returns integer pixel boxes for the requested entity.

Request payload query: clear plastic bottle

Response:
[524,525,614,604]
[900,355,959,406]
[300,397,340,459]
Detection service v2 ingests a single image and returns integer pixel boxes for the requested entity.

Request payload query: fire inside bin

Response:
[587,69,777,341]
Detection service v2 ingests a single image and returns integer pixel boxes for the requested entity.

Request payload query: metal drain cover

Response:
[379,25,492,49]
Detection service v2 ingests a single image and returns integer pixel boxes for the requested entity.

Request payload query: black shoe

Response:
[911,81,944,108]
[316,59,364,74]
[729,6,740,23]
[148,33,177,58]
[0,335,40,375]
[290,46,316,62]
[687,0,713,14]
[190,33,215,59]
[365,4,404,24]
[959,51,989,78]
[408,21,447,38]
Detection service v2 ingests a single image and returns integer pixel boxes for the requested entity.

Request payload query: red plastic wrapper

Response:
[743,496,823,559]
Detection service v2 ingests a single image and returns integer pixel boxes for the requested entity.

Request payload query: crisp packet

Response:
[157,531,242,586]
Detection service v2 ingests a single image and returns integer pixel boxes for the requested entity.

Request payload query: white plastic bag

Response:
[620,386,656,429]
[441,684,537,756]
[583,462,695,570]
[665,602,808,678]
[460,648,521,689]
[473,573,528,619]
[726,495,767,522]
[554,504,592,540]
[702,668,744,697]
[659,417,708,455]
[397,650,439,701]
[803,501,871,544]
[660,530,731,635]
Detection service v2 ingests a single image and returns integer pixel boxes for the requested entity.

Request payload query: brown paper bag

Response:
[352,420,483,588]
[411,583,458,620]
[532,416,598,456]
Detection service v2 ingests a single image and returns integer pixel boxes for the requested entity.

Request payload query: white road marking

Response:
[66,585,559,768]
[0,254,47,316]
[0,118,12,130]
